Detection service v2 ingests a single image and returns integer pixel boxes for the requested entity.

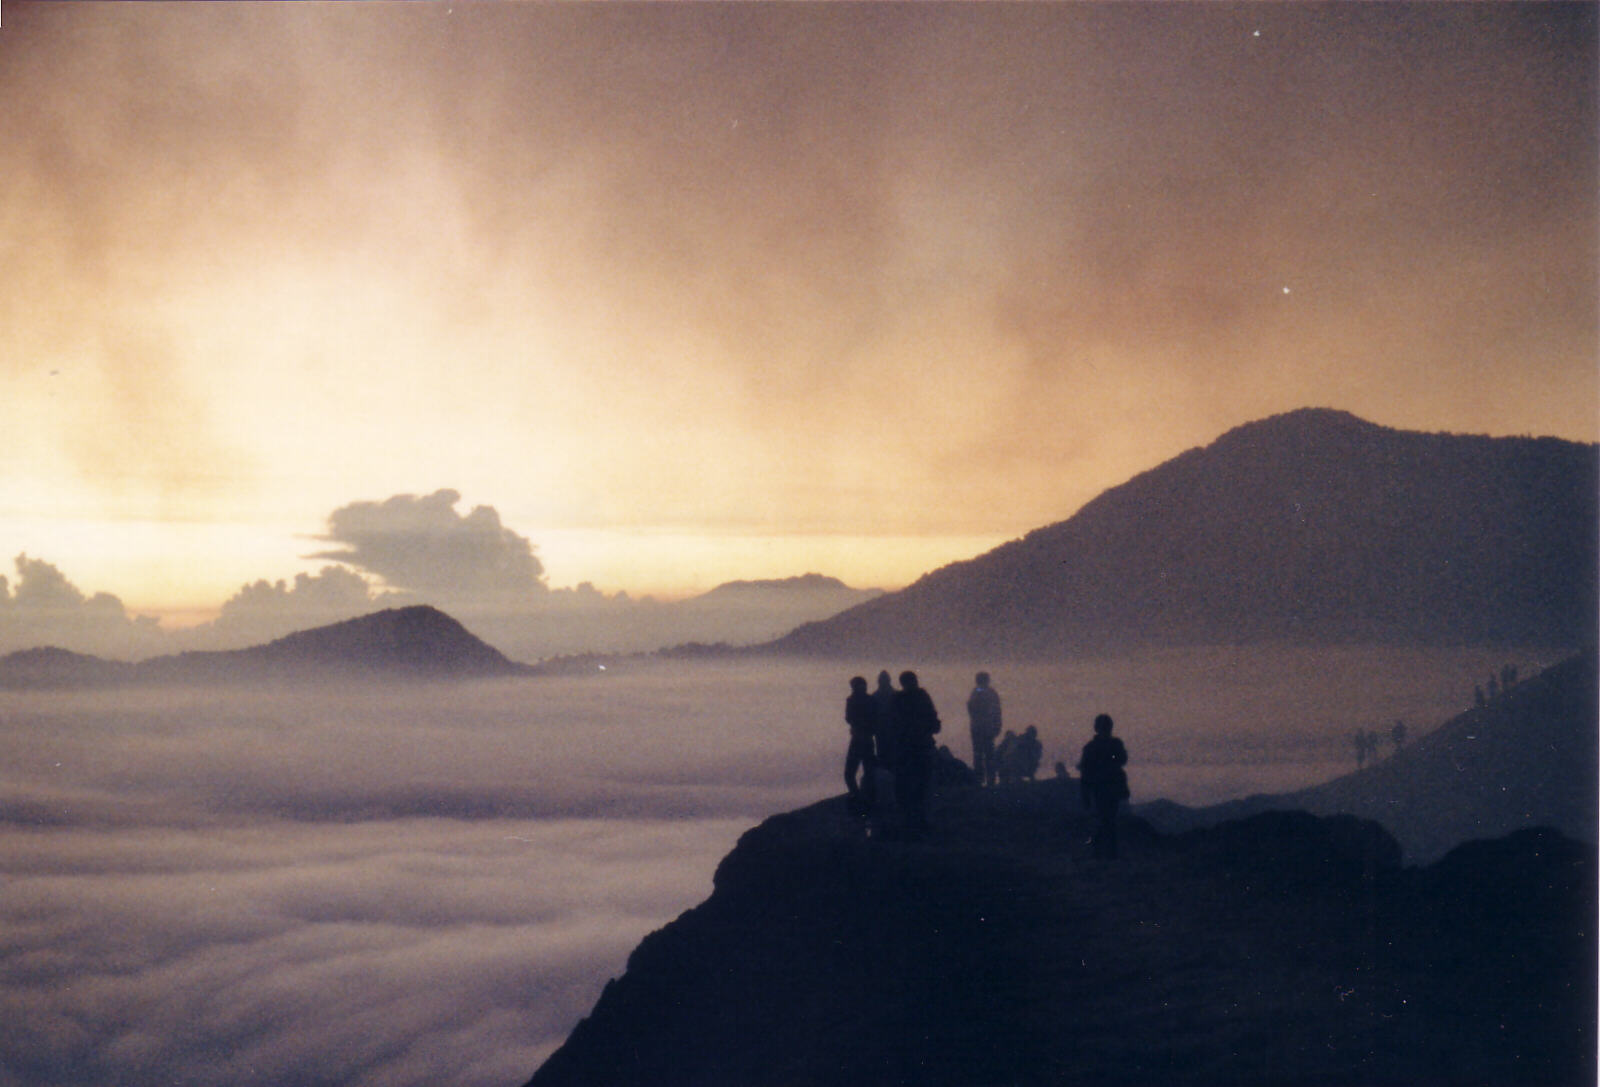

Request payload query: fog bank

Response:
[0,649,1550,1086]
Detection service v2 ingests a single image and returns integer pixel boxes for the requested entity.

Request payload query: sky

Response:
[2,1,1595,628]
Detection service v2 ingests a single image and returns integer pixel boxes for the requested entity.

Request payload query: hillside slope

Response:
[770,409,1597,658]
[526,788,1594,1086]
[1140,649,1597,862]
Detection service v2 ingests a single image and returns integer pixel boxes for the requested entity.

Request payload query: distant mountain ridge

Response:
[0,605,532,687]
[689,573,880,603]
[385,572,881,663]
[770,409,1598,658]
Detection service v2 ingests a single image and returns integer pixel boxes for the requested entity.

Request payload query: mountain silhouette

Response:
[525,790,1594,1087]
[768,409,1597,658]
[0,605,532,687]
[686,573,881,605]
[1138,648,1598,862]
[0,645,138,688]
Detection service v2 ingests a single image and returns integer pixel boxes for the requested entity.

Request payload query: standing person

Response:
[872,670,898,769]
[891,670,941,838]
[1077,713,1129,860]
[966,671,1003,787]
[843,676,879,817]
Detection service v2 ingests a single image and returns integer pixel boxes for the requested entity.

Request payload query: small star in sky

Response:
[1281,286,1292,295]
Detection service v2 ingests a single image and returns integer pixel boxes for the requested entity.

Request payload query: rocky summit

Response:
[527,783,1594,1087]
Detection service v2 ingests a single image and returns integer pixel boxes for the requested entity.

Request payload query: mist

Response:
[0,647,1551,1086]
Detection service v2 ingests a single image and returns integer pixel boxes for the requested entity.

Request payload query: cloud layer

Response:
[0,650,1551,1087]
[0,671,820,1087]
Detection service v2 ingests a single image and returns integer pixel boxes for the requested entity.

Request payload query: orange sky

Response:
[1,2,1594,620]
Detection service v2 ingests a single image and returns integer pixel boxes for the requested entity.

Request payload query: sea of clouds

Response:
[0,648,1540,1086]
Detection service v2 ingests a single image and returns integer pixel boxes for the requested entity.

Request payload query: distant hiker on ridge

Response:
[1352,728,1379,768]
[891,670,941,838]
[843,676,879,818]
[1078,714,1129,860]
[966,671,1002,787]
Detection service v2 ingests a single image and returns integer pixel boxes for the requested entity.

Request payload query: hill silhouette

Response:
[769,409,1597,658]
[0,605,532,687]
[525,789,1594,1087]
[1139,649,1598,863]
[689,572,879,605]
[0,645,138,688]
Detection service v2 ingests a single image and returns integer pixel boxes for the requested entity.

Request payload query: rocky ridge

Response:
[526,785,1594,1086]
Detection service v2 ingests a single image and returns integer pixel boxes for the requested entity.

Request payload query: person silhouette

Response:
[1077,714,1129,860]
[843,676,880,817]
[966,671,1002,787]
[890,670,941,838]
[1014,725,1043,782]
[994,730,1019,785]
[872,670,898,768]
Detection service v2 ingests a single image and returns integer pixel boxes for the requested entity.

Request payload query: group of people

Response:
[844,670,942,837]
[843,670,1132,858]
[969,672,1046,786]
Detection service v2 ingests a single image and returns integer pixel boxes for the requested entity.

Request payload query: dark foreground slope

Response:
[527,786,1594,1087]
[770,409,1597,658]
[1140,650,1597,863]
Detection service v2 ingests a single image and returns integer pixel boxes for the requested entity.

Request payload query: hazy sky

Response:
[3,2,1594,620]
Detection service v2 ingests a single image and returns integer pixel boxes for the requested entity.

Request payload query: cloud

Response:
[197,565,386,650]
[0,554,162,659]
[0,817,733,1087]
[219,565,380,618]
[308,490,547,603]
[0,670,782,1086]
